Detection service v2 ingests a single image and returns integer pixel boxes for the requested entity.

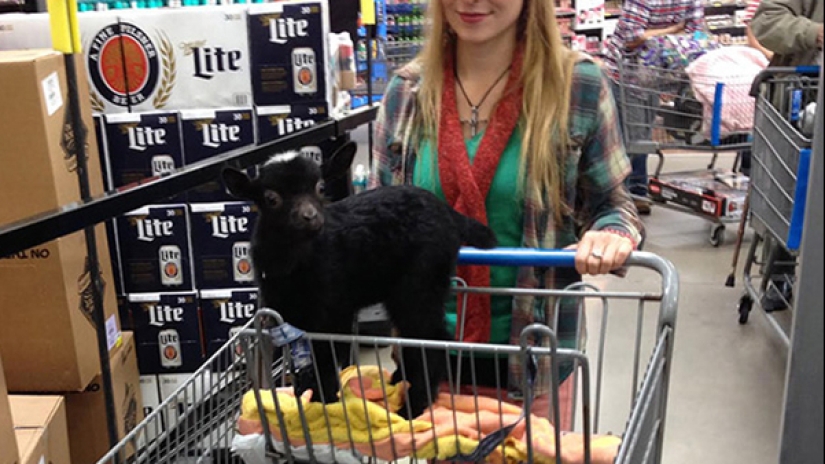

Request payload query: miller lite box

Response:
[82,6,252,114]
[116,204,195,294]
[255,102,329,144]
[103,111,185,202]
[199,289,258,360]
[247,0,332,107]
[189,202,257,289]
[180,108,256,203]
[130,292,203,374]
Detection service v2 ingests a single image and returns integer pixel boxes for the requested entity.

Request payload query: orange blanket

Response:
[237,366,620,464]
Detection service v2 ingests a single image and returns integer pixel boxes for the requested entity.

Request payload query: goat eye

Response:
[264,190,282,208]
[316,181,325,196]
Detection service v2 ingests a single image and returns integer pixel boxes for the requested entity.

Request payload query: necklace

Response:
[455,65,511,137]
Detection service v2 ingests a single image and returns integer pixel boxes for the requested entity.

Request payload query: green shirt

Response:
[413,129,524,344]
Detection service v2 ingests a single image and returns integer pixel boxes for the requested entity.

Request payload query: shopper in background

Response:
[750,0,823,67]
[603,0,705,214]
[744,0,774,61]
[369,0,643,428]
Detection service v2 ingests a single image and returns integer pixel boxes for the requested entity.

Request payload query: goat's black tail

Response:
[451,210,498,249]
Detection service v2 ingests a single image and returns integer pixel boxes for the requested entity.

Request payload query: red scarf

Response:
[438,48,524,343]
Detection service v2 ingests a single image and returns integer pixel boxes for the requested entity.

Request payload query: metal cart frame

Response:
[97,249,679,464]
[737,66,820,341]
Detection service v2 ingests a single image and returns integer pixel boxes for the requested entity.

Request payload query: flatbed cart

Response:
[736,66,820,341]
[615,55,756,246]
[96,249,678,464]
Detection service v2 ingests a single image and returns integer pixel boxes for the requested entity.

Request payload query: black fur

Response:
[222,152,497,418]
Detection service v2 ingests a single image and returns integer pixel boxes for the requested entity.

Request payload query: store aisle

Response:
[592,200,786,463]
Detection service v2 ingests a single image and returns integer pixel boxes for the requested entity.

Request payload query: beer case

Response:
[179,108,256,203]
[189,202,257,290]
[247,0,332,108]
[116,204,195,294]
[81,7,253,113]
[1,9,253,113]
[199,288,258,360]
[103,111,185,202]
[255,102,329,145]
[129,292,203,374]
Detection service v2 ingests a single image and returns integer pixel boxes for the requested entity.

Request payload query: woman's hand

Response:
[566,231,635,275]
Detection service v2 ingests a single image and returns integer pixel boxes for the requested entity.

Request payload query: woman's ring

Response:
[591,249,604,259]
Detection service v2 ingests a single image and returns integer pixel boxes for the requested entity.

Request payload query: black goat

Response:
[222,146,497,418]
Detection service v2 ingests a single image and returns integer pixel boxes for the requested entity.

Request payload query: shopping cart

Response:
[615,55,756,246]
[96,249,679,464]
[736,66,820,338]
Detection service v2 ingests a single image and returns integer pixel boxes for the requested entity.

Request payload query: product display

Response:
[247,0,331,108]
[116,204,195,293]
[189,202,257,289]
[102,112,186,199]
[179,108,256,203]
[0,0,820,461]
[129,292,203,374]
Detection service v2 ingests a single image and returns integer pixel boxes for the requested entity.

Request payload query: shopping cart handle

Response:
[749,66,821,97]
[458,248,577,267]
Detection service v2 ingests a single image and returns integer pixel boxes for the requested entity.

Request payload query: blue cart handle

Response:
[458,247,577,267]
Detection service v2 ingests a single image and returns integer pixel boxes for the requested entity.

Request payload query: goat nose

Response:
[302,208,318,220]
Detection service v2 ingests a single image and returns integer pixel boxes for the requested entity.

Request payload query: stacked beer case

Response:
[0,0,349,456]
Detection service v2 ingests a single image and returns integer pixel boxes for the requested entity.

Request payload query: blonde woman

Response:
[369,0,643,426]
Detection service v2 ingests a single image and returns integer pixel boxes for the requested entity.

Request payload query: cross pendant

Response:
[469,106,480,137]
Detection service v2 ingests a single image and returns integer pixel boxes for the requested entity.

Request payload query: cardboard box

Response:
[247,1,331,108]
[189,203,257,290]
[255,102,329,144]
[0,221,122,392]
[179,108,256,203]
[116,204,195,293]
[0,49,107,226]
[63,331,143,464]
[102,112,185,201]
[130,292,203,374]
[0,356,18,464]
[9,396,70,464]
[199,289,258,361]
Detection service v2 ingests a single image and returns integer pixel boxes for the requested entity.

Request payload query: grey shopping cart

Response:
[736,66,820,340]
[97,248,679,464]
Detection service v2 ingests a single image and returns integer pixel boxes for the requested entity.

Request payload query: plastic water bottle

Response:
[353,164,368,194]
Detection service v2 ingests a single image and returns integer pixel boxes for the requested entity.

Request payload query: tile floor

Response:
[350,129,792,464]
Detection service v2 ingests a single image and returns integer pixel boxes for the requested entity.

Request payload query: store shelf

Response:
[708,24,746,36]
[0,107,378,257]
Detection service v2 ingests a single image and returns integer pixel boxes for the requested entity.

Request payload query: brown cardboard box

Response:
[0,49,122,393]
[0,49,107,226]
[0,355,19,464]
[0,221,121,392]
[10,396,70,464]
[64,332,143,464]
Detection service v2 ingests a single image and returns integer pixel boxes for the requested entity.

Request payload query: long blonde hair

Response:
[415,0,579,219]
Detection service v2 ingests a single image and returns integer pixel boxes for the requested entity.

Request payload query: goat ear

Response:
[222,167,253,199]
[322,141,358,180]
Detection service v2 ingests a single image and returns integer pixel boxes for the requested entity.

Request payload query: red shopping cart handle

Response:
[458,247,577,267]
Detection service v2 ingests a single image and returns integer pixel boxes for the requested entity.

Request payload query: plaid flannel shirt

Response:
[604,0,706,79]
[368,54,643,398]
